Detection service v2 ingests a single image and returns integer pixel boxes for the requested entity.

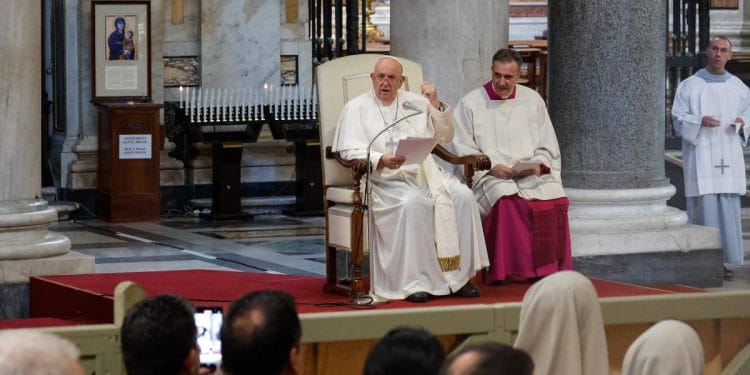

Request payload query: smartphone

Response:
[195,306,223,365]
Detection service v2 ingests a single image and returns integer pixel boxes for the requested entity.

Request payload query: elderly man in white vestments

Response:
[672,36,750,280]
[452,49,572,284]
[332,56,489,303]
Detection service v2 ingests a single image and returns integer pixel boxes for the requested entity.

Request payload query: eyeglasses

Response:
[373,74,401,84]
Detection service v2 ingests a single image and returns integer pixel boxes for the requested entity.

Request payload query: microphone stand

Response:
[352,109,422,305]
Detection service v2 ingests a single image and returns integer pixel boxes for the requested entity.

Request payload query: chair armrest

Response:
[432,144,491,187]
[326,146,369,205]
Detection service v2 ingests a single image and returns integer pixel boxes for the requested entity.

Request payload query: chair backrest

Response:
[316,54,424,187]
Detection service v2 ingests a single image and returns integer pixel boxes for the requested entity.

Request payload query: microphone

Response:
[363,101,424,212]
[351,99,427,305]
[366,108,423,173]
[364,101,425,168]
[401,100,423,114]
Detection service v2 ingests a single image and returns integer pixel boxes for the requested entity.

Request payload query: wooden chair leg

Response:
[350,206,365,299]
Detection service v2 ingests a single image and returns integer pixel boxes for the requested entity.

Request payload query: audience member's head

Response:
[364,326,445,375]
[0,329,84,375]
[220,290,301,375]
[513,270,609,375]
[440,342,533,375]
[622,319,704,375]
[121,294,199,375]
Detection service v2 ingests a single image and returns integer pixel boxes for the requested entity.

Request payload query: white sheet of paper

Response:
[511,161,540,173]
[394,137,439,165]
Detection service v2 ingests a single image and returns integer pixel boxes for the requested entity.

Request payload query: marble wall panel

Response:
[201,0,281,90]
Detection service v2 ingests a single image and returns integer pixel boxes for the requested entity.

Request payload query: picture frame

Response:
[711,0,739,9]
[163,56,200,87]
[91,1,151,103]
[280,55,299,86]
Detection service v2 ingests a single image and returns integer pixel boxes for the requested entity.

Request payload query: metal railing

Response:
[666,0,710,149]
[310,0,369,65]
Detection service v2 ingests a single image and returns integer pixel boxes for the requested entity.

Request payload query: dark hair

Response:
[440,342,533,375]
[121,294,196,375]
[492,49,523,68]
[114,17,125,27]
[220,290,301,375]
[363,327,445,375]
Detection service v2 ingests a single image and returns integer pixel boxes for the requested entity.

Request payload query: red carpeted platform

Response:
[18,270,705,328]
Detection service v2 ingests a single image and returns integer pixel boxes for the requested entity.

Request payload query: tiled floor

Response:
[54,215,327,276]
[51,214,750,291]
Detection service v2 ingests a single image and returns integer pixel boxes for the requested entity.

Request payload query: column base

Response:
[0,200,72,260]
[573,247,723,288]
[567,186,723,287]
[0,251,95,319]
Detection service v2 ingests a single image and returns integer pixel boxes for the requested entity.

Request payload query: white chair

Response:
[316,54,490,299]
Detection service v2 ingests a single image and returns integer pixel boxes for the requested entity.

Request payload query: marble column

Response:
[549,0,722,286]
[390,0,509,106]
[0,1,93,318]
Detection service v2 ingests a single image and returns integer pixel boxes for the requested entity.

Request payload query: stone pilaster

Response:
[549,0,722,286]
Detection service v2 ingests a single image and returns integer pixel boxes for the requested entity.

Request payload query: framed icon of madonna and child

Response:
[91,1,151,102]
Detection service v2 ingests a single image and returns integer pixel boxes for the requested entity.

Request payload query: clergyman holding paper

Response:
[671,36,750,280]
[452,49,572,284]
[331,56,489,303]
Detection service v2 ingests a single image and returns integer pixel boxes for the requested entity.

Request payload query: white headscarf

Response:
[622,319,704,375]
[513,270,609,375]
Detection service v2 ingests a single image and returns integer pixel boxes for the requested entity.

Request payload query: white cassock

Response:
[332,89,489,300]
[672,68,750,264]
[452,84,566,217]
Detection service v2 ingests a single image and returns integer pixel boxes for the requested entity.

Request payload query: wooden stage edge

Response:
[299,291,750,374]
[12,274,750,375]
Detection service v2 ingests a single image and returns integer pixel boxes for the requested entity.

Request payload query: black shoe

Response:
[405,292,429,303]
[724,266,735,281]
[455,282,481,298]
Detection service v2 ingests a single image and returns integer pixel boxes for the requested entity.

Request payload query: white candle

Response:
[231,89,237,121]
[285,86,289,119]
[212,88,217,121]
[197,88,202,122]
[303,86,309,120]
[242,89,248,121]
[179,86,183,108]
[228,89,233,121]
[191,88,196,118]
[312,84,317,119]
[219,88,224,121]
[209,89,214,122]
[263,83,269,108]
[252,90,258,121]
[190,88,195,122]
[226,88,231,121]
[295,86,301,120]
[277,86,283,119]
